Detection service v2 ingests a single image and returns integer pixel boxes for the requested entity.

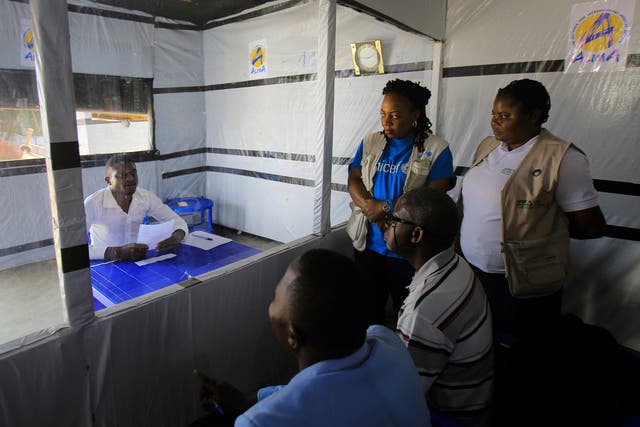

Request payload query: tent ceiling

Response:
[90,0,273,25]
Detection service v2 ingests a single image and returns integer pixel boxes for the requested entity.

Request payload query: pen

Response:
[213,401,225,415]
[193,234,214,241]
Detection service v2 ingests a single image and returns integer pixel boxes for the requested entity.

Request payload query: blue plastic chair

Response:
[164,196,214,232]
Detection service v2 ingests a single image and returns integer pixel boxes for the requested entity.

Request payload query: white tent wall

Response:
[203,2,320,243]
[440,0,640,350]
[203,2,437,242]
[152,26,207,200]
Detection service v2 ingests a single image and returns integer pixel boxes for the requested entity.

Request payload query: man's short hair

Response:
[288,249,367,354]
[105,154,134,174]
[402,187,459,247]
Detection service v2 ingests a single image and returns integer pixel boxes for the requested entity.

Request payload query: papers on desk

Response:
[135,253,177,266]
[137,220,175,248]
[183,231,231,251]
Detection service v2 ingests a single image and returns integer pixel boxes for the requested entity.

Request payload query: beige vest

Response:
[468,129,575,297]
[347,132,449,251]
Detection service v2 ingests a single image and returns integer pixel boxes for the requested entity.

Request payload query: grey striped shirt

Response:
[397,246,494,423]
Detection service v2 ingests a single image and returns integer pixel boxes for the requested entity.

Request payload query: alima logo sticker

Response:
[574,11,626,52]
[249,40,268,79]
[566,0,634,73]
[20,19,35,67]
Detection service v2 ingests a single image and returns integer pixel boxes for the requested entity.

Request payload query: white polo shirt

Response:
[460,135,599,273]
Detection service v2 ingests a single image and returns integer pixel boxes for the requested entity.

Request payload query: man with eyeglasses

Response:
[383,187,494,427]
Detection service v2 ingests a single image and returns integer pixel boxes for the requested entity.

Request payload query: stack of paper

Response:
[183,231,232,251]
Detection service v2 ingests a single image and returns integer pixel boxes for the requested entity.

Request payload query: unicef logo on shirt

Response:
[401,163,409,174]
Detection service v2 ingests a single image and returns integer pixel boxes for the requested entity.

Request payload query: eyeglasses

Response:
[385,214,420,228]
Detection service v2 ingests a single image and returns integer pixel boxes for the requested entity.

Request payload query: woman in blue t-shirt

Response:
[348,79,456,325]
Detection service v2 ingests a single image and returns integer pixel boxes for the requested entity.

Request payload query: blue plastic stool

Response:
[164,196,214,233]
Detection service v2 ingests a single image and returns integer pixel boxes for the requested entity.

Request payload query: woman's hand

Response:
[348,167,386,222]
[361,198,386,223]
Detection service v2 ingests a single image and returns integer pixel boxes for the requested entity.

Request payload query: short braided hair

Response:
[497,79,551,125]
[382,79,433,151]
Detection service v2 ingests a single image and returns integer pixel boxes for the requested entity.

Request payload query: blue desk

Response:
[91,241,260,310]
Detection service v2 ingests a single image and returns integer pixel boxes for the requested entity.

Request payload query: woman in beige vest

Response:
[458,79,605,341]
[347,79,456,325]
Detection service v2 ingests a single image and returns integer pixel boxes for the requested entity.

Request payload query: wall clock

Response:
[351,40,384,75]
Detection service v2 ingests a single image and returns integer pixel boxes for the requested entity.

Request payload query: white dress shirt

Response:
[84,187,188,260]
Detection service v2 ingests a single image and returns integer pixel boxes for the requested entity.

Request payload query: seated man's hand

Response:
[156,229,185,252]
[106,243,148,261]
[194,370,254,418]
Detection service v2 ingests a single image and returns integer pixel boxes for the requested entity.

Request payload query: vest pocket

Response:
[503,232,569,298]
[346,202,368,252]
[411,160,432,176]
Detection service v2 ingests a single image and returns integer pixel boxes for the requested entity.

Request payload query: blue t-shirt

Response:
[236,325,431,427]
[349,135,455,258]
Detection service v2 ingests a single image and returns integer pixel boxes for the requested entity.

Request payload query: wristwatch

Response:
[382,200,392,214]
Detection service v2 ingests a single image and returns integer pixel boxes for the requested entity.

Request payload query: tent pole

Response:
[30,0,94,327]
[314,0,337,236]
[430,40,443,133]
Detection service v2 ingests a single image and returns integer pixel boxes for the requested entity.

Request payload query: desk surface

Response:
[91,241,261,310]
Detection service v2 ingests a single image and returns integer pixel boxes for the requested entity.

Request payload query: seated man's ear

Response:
[105,176,111,185]
[288,325,304,351]
[410,226,424,244]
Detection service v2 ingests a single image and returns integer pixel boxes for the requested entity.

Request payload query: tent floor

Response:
[0,226,280,346]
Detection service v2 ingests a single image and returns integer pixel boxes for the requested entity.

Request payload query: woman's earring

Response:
[412,120,418,128]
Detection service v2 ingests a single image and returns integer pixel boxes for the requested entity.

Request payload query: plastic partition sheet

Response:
[0,0,67,349]
[441,0,640,349]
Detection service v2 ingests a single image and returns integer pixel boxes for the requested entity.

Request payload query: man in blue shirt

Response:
[193,249,430,427]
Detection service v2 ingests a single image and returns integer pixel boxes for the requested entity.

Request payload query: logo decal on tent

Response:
[565,0,634,73]
[20,19,35,67]
[249,40,268,79]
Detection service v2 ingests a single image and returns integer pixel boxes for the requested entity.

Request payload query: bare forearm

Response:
[347,173,374,209]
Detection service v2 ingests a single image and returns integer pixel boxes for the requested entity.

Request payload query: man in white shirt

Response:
[84,156,188,261]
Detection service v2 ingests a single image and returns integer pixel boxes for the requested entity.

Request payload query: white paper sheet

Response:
[135,253,177,267]
[137,220,175,248]
[183,231,232,251]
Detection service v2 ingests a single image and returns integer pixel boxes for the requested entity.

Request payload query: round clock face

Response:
[356,44,380,71]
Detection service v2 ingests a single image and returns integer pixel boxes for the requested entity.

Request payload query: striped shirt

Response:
[397,246,494,425]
